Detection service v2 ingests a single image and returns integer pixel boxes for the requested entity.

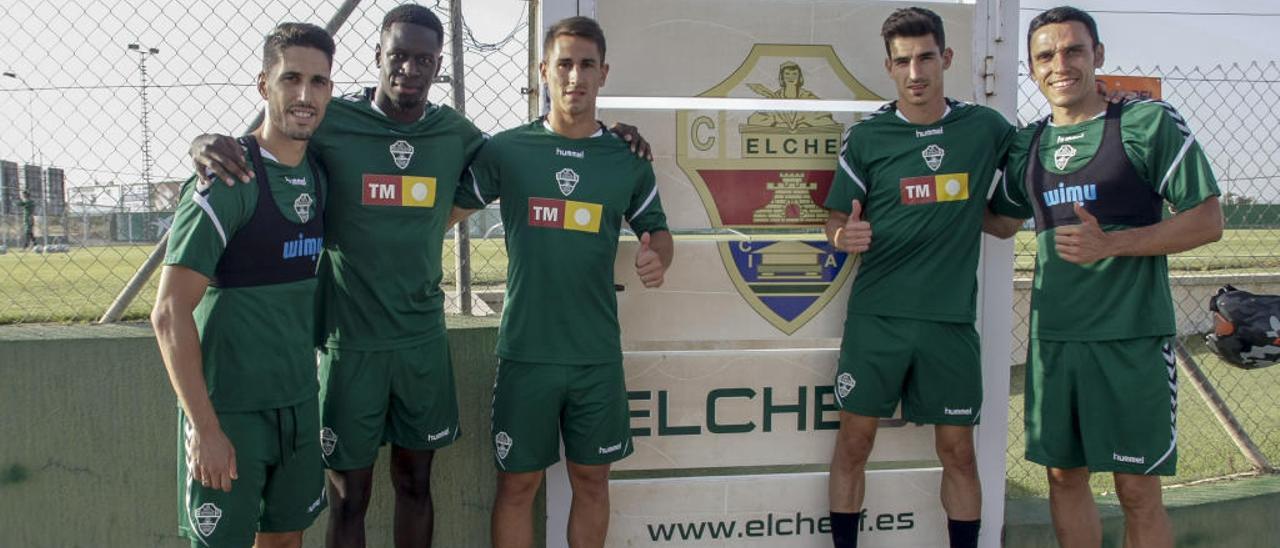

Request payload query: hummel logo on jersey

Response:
[922,144,945,171]
[1054,144,1078,170]
[944,407,974,416]
[282,232,323,261]
[495,432,513,460]
[283,176,308,186]
[598,442,623,455]
[293,193,313,222]
[556,147,585,159]
[836,373,856,399]
[556,167,580,196]
[915,127,944,138]
[1041,182,1097,207]
[390,140,414,169]
[320,427,337,457]
[1113,452,1146,464]
[427,427,451,442]
[194,502,222,536]
[1056,132,1085,144]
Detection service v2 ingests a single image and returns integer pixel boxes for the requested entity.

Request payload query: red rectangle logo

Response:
[362,174,401,206]
[900,176,937,205]
[528,197,566,228]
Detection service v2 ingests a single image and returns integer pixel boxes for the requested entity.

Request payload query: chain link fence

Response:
[1,0,1276,499]
[0,0,529,323]
[1007,61,1280,497]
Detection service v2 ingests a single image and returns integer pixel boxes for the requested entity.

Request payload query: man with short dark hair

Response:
[153,21,335,548]
[990,7,1222,547]
[451,16,673,548]
[824,7,1019,548]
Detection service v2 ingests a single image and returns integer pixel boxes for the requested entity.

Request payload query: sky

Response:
[0,0,1276,208]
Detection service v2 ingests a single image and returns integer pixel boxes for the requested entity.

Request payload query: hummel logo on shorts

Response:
[1113,452,1146,464]
[944,407,974,416]
[598,442,623,455]
[427,427,451,442]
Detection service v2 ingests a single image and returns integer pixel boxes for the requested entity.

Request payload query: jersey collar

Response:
[894,103,952,124]
[369,94,434,122]
[542,118,605,138]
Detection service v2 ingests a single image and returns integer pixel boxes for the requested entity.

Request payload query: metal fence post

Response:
[450,0,473,316]
[1173,340,1274,472]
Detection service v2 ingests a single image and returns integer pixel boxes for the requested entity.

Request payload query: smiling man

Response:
[990,7,1223,548]
[152,22,334,548]
[822,7,1020,548]
[451,16,672,548]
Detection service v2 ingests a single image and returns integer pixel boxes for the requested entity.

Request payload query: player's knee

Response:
[935,440,977,474]
[254,531,304,548]
[567,466,610,501]
[1045,467,1089,490]
[1114,475,1164,514]
[390,449,435,501]
[833,427,875,468]
[496,471,543,506]
[327,474,373,518]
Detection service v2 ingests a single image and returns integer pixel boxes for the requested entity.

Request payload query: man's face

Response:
[885,35,952,108]
[259,46,333,141]
[1029,21,1104,111]
[540,34,608,118]
[376,22,442,110]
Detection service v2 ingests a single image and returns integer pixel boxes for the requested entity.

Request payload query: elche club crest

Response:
[836,372,856,399]
[495,431,513,460]
[390,140,414,169]
[294,193,313,222]
[320,427,337,457]
[556,168,580,196]
[1054,144,1077,170]
[676,44,882,334]
[922,144,945,171]
[194,502,222,537]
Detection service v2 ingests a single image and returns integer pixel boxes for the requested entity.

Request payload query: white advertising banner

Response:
[607,470,946,547]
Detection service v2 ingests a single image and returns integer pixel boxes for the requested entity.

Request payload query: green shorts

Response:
[1024,336,1177,475]
[490,359,634,472]
[834,314,982,425]
[177,398,326,547]
[318,336,460,470]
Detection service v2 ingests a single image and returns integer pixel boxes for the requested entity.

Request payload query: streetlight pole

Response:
[127,43,160,214]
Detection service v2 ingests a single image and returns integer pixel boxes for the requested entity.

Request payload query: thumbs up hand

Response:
[1055,202,1111,264]
[635,232,665,288]
[834,199,872,253]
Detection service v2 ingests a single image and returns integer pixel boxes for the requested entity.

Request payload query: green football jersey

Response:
[164,147,322,412]
[458,120,668,364]
[825,99,1016,323]
[309,96,485,350]
[995,100,1220,341]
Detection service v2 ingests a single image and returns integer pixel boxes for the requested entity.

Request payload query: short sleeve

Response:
[824,126,869,213]
[625,164,668,235]
[990,126,1035,219]
[454,136,494,210]
[164,175,253,279]
[1121,101,1220,212]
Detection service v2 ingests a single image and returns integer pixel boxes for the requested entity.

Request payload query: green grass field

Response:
[0,239,510,324]
[3,230,1278,496]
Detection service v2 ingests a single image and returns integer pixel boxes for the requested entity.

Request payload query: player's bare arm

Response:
[983,210,1023,239]
[151,265,238,492]
[825,199,871,253]
[634,230,673,288]
[190,133,252,186]
[1055,196,1223,264]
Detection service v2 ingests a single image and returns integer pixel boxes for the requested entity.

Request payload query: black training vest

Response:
[210,135,325,288]
[1025,102,1163,233]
